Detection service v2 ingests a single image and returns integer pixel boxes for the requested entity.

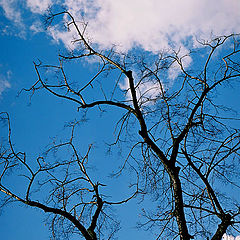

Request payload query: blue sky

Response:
[0,1,240,240]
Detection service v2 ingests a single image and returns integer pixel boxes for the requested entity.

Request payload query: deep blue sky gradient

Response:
[0,21,151,240]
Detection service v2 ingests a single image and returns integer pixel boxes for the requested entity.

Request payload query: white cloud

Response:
[0,0,22,24]
[60,0,240,52]
[0,0,51,36]
[119,73,163,106]
[30,20,44,33]
[26,0,52,13]
[0,71,11,96]
[0,80,10,96]
[168,46,192,81]
[222,234,240,240]
[0,0,25,36]
[1,0,239,51]
[47,24,79,50]
[57,0,240,100]
[2,0,239,53]
[1,0,240,98]
[47,0,239,84]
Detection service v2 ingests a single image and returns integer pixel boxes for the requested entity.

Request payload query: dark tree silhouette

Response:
[1,11,240,240]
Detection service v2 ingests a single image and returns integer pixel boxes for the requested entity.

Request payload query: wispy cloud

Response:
[0,71,11,97]
[0,0,52,36]
[30,20,44,34]
[0,0,25,36]
[119,72,163,106]
[26,0,52,13]
[47,24,79,50]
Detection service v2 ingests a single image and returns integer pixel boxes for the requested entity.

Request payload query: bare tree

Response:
[1,11,240,240]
